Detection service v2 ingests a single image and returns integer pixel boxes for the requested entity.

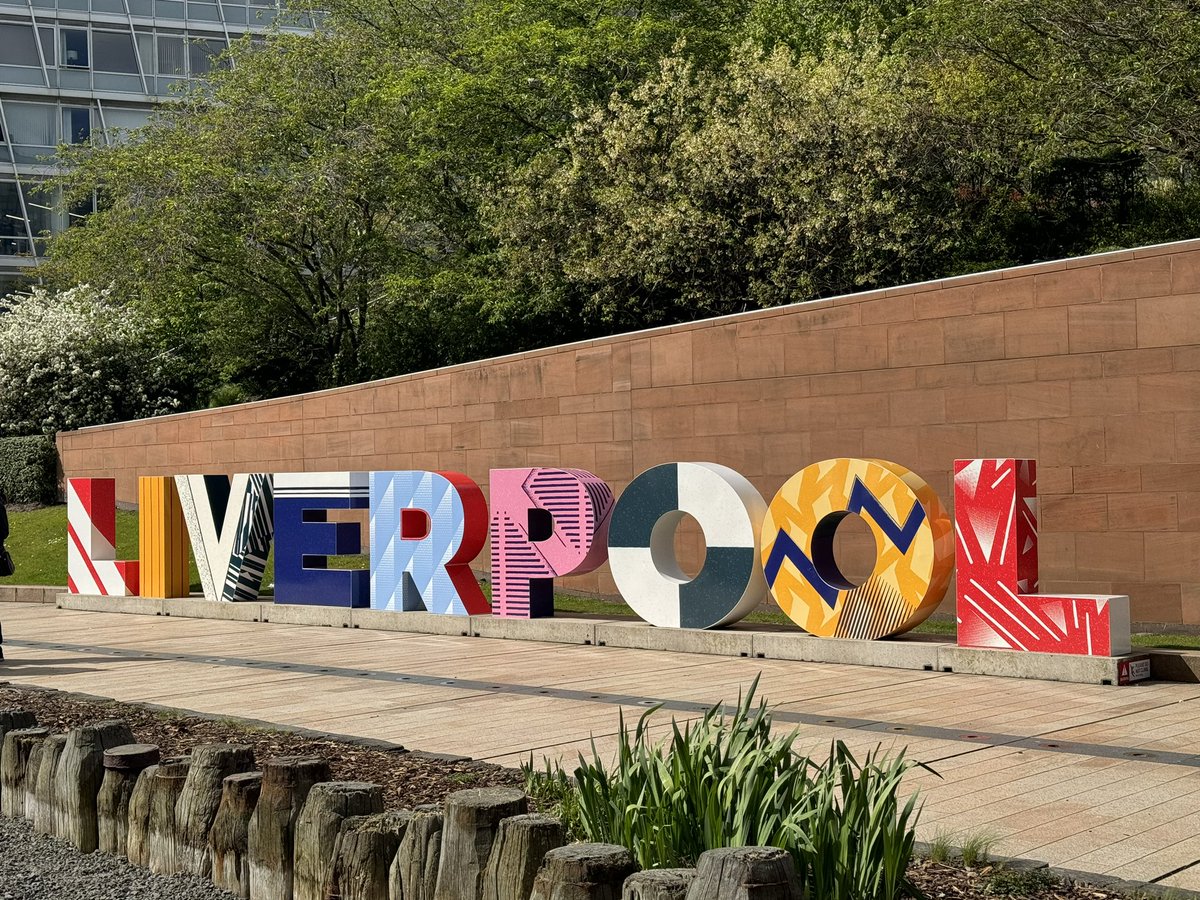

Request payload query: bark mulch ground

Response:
[908,859,1167,900]
[0,683,1181,900]
[0,682,523,809]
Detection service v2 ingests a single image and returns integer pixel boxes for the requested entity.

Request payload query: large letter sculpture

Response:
[138,476,190,599]
[608,462,768,629]
[67,478,138,596]
[489,468,614,618]
[176,474,273,603]
[370,471,489,616]
[954,458,1131,656]
[274,472,370,608]
[761,458,953,639]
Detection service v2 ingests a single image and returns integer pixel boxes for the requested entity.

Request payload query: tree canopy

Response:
[32,0,1200,413]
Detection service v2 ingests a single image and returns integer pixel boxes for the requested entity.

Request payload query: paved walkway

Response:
[3,605,1200,887]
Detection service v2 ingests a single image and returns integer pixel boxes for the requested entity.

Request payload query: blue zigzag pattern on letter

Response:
[765,478,925,610]
[763,531,839,609]
[847,478,925,551]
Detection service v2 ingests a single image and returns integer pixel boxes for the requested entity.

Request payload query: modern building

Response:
[0,0,309,294]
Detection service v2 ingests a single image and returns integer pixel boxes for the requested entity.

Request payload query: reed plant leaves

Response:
[523,674,934,900]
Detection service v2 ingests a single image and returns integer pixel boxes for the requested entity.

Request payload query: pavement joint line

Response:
[477,726,708,763]
[1032,694,1200,744]
[8,636,1200,769]
[1150,858,1200,884]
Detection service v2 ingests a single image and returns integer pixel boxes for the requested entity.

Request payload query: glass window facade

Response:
[0,0,310,283]
[156,35,185,75]
[93,30,139,73]
[188,37,224,75]
[0,23,40,67]
[64,106,90,143]
[101,105,151,132]
[0,181,34,255]
[62,28,89,67]
[38,27,54,65]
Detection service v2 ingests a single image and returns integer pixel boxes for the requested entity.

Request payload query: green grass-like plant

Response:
[959,831,998,868]
[927,827,954,863]
[522,757,584,839]
[527,677,931,900]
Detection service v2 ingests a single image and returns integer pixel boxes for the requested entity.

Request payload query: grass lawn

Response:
[3,504,252,592]
[6,505,1200,651]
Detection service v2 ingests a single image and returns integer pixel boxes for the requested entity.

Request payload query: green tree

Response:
[46,31,432,397]
[922,0,1200,162]
[43,0,1200,408]
[908,0,1200,263]
[493,43,965,329]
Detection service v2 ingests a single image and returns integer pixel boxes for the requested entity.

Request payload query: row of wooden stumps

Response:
[0,708,803,900]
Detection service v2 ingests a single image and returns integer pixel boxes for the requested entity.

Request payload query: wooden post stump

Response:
[293,782,384,900]
[211,771,263,899]
[33,734,66,835]
[0,708,37,813]
[0,708,37,747]
[434,788,528,900]
[326,810,410,900]
[53,719,135,852]
[685,848,799,900]
[388,809,442,900]
[127,762,163,868]
[97,743,159,856]
[247,756,331,900]
[176,742,256,877]
[23,738,46,822]
[481,813,567,900]
[148,755,192,875]
[622,870,697,900]
[1,727,48,817]
[529,844,637,900]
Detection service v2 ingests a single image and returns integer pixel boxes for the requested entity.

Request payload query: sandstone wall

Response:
[58,240,1200,626]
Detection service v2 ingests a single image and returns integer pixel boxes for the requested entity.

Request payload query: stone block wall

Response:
[57,239,1200,626]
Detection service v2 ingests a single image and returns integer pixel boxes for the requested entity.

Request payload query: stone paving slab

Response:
[5,604,1200,887]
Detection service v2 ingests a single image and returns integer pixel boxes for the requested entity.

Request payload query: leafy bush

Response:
[0,285,194,436]
[0,435,59,505]
[985,867,1059,896]
[526,678,929,900]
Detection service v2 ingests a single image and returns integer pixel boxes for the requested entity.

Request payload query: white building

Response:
[0,0,310,294]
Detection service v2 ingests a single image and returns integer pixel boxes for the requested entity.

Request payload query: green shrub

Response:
[986,867,1059,896]
[527,678,930,900]
[0,435,59,505]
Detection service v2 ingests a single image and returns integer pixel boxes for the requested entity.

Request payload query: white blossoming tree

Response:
[0,285,190,436]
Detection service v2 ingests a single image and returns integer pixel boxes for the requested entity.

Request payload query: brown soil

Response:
[0,682,523,809]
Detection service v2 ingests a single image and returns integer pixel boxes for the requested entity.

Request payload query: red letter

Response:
[954,459,1129,656]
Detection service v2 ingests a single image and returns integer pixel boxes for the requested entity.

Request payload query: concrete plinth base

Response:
[55,592,1159,686]
[472,614,599,645]
[351,608,474,637]
[753,631,941,671]
[57,593,164,615]
[260,602,352,628]
[595,622,755,657]
[939,645,1151,686]
[0,586,60,604]
[164,598,264,621]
